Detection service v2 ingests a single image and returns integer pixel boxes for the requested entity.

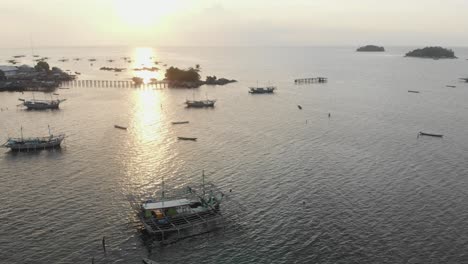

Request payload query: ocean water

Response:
[0,46,468,263]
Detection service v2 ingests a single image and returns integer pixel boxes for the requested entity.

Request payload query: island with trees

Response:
[0,61,74,92]
[356,45,385,52]
[163,65,236,88]
[405,46,457,59]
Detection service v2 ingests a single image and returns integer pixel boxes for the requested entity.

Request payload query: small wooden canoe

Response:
[446,85,456,88]
[172,121,189,125]
[142,258,158,264]
[178,137,197,141]
[114,125,127,130]
[297,105,302,110]
[408,90,420,93]
[419,132,443,138]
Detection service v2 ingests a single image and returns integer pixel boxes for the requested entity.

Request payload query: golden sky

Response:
[1,0,467,47]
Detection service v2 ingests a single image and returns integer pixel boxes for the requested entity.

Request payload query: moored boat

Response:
[185,99,216,108]
[172,121,190,125]
[137,173,225,243]
[408,90,420,93]
[19,98,66,110]
[178,137,197,141]
[2,127,65,151]
[114,125,127,130]
[249,86,276,94]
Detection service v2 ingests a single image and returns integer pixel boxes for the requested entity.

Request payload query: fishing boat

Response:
[419,132,443,138]
[137,172,225,243]
[446,85,456,88]
[19,98,66,110]
[297,105,302,110]
[408,90,420,93]
[114,125,127,130]
[172,121,189,125]
[2,127,65,151]
[178,137,197,141]
[249,86,276,94]
[185,99,216,108]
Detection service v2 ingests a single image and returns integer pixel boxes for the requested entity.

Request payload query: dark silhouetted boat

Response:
[419,132,443,138]
[114,125,127,130]
[408,90,420,93]
[19,98,66,110]
[185,99,216,108]
[178,137,197,141]
[249,86,276,94]
[172,121,189,125]
[297,105,302,110]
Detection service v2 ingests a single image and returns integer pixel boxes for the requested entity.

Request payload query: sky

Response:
[1,0,467,48]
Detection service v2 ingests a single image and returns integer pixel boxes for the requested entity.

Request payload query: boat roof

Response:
[142,198,194,210]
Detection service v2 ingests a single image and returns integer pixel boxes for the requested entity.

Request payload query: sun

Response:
[113,0,183,27]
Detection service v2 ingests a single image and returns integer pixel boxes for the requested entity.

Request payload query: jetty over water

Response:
[294,77,328,84]
[59,79,168,89]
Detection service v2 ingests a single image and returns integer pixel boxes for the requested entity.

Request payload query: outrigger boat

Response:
[2,126,65,151]
[185,99,216,108]
[249,86,276,94]
[18,98,66,110]
[137,172,225,244]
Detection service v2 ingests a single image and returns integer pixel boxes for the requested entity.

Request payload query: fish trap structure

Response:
[129,180,229,245]
[294,77,328,84]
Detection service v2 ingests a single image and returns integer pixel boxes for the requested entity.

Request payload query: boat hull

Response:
[7,140,63,151]
[24,103,60,110]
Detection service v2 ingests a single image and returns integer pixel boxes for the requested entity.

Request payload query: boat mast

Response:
[48,125,51,136]
[20,126,23,141]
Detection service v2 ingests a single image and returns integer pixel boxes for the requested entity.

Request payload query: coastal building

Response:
[0,65,18,77]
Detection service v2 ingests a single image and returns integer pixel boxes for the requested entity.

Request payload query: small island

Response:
[0,61,75,92]
[357,45,385,52]
[405,46,457,59]
[164,65,236,88]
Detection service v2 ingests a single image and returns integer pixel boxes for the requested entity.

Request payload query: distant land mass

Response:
[405,46,457,59]
[356,45,385,52]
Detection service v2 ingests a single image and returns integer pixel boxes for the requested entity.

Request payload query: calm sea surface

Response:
[0,47,468,263]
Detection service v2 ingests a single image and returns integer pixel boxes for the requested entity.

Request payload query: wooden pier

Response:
[294,77,328,84]
[59,79,168,89]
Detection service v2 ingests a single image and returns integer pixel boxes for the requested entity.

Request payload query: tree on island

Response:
[165,66,200,82]
[34,61,50,72]
[0,70,6,81]
[405,46,456,59]
[357,45,385,52]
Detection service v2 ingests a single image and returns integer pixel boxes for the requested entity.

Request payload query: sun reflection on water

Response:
[132,47,162,84]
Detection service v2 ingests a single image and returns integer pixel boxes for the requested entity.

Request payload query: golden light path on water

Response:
[122,82,169,192]
[132,47,162,84]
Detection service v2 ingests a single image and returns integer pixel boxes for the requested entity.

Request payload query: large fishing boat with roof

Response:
[18,98,66,110]
[135,171,226,244]
[2,126,65,151]
[249,86,276,94]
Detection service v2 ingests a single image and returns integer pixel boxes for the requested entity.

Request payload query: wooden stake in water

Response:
[102,236,106,253]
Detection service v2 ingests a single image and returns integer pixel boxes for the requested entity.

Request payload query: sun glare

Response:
[132,47,162,84]
[114,0,183,27]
